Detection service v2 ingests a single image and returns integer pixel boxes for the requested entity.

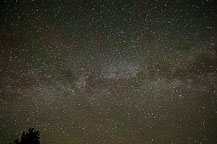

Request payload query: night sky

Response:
[1,0,217,143]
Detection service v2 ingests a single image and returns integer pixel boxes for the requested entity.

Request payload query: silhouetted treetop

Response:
[10,128,40,144]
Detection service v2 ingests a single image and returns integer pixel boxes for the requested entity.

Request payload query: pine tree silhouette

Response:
[10,128,40,144]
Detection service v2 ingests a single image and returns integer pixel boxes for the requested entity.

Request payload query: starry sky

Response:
[0,0,217,143]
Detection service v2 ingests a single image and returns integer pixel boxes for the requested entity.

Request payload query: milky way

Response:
[0,0,217,143]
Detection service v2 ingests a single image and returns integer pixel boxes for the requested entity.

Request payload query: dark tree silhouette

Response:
[10,128,40,144]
